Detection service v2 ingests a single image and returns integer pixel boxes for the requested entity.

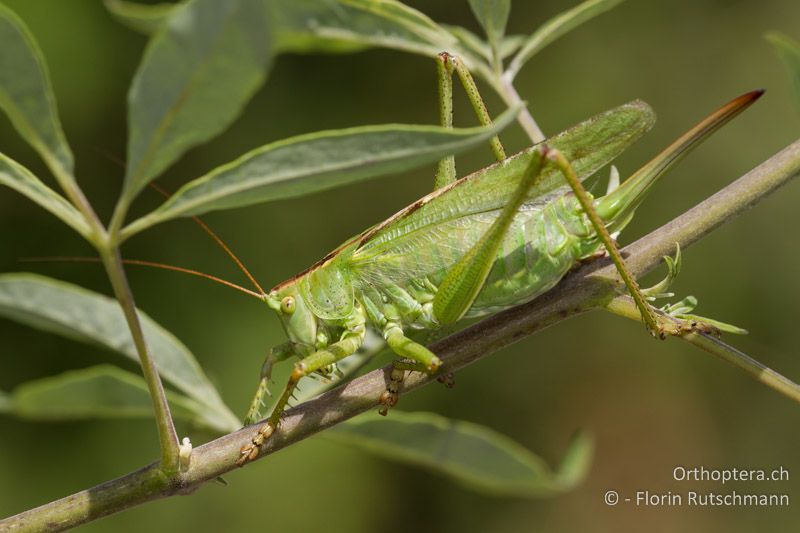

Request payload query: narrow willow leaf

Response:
[104,0,180,35]
[0,4,74,176]
[325,411,594,497]
[0,273,239,430]
[122,106,520,236]
[467,0,511,54]
[124,0,274,199]
[103,0,370,53]
[270,0,459,58]
[766,32,800,109]
[507,0,626,80]
[553,430,594,490]
[4,365,237,432]
[104,1,480,63]
[11,365,195,420]
[0,153,92,240]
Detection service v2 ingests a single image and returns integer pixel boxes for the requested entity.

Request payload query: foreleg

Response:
[236,331,364,466]
[243,342,294,426]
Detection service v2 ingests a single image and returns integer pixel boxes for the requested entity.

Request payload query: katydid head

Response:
[266,281,318,356]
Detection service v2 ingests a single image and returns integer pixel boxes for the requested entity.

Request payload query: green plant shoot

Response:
[233,56,762,466]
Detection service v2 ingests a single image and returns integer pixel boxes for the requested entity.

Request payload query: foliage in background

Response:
[767,31,800,110]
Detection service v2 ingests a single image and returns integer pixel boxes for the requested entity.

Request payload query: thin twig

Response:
[607,295,800,404]
[496,72,546,143]
[98,248,181,474]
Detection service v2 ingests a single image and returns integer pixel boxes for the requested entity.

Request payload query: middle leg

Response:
[378,324,443,415]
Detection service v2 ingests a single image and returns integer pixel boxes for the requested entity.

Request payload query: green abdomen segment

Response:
[351,194,601,326]
[467,196,599,316]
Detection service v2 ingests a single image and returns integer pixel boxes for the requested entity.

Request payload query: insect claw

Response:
[437,372,455,388]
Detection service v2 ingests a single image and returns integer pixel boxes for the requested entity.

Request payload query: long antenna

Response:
[21,256,264,299]
[148,183,266,296]
[94,147,267,296]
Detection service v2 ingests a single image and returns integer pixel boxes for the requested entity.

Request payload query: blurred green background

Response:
[1,0,799,531]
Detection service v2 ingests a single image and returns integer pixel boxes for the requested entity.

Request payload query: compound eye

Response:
[280,296,296,314]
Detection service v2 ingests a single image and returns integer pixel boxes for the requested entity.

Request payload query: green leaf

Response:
[553,430,594,490]
[122,106,520,237]
[270,0,459,58]
[124,0,274,199]
[0,3,74,176]
[4,365,233,431]
[7,365,190,419]
[507,0,626,80]
[0,153,92,240]
[325,411,594,497]
[766,32,800,109]
[104,0,180,35]
[0,273,240,431]
[468,0,510,54]
[103,0,376,54]
[102,1,474,61]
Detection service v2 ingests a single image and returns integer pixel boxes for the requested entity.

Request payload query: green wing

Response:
[352,100,656,268]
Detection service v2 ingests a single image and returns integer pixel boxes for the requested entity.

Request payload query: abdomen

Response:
[353,196,601,326]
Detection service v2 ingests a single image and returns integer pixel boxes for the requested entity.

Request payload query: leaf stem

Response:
[40,147,181,469]
[51,146,182,471]
[495,72,546,143]
[43,155,106,242]
[98,245,180,473]
[108,194,133,244]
